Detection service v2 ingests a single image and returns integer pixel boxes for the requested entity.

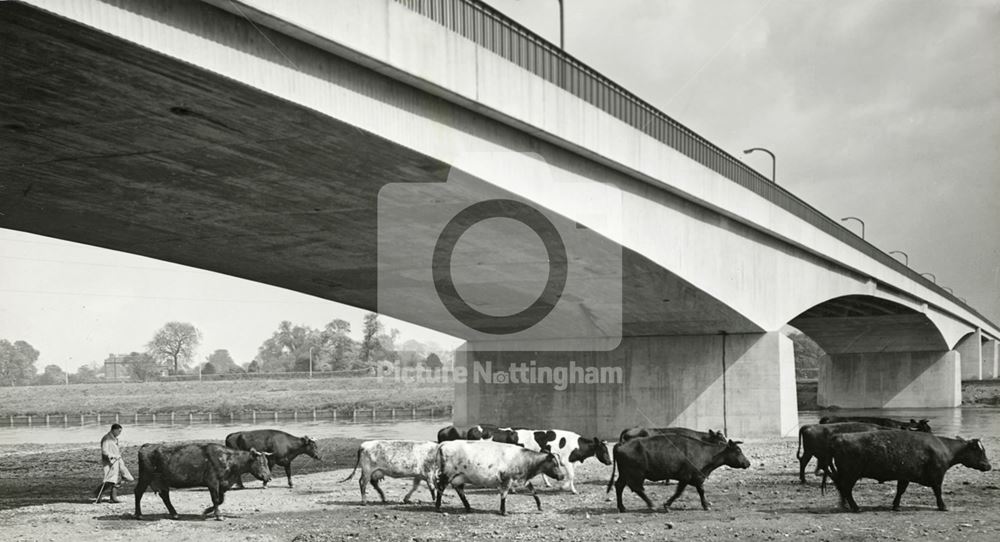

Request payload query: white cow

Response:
[434,440,565,515]
[510,429,612,493]
[341,440,438,504]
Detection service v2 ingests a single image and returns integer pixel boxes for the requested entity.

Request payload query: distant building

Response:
[102,354,168,380]
[103,354,131,380]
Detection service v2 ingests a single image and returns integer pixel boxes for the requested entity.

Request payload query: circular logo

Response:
[432,199,568,335]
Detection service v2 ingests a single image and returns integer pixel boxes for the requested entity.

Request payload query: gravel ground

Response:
[2,435,999,541]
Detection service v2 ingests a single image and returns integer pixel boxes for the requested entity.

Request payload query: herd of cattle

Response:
[129,416,991,520]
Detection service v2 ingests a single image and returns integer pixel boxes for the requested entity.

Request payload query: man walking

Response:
[94,423,133,504]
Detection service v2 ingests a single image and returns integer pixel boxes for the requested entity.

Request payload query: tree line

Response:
[0,312,450,385]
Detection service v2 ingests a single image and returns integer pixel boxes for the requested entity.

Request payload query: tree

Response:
[36,364,67,385]
[70,362,99,384]
[320,319,358,371]
[202,362,217,375]
[204,349,238,373]
[256,321,319,372]
[0,339,39,386]
[359,313,382,365]
[124,352,162,382]
[147,322,202,374]
[424,352,443,370]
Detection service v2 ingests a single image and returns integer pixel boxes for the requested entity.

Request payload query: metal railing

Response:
[394,0,994,328]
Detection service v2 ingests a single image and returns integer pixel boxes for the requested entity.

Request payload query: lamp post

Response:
[942,286,954,294]
[841,216,865,239]
[920,272,936,283]
[889,250,909,266]
[557,0,564,49]
[309,347,314,379]
[743,147,776,184]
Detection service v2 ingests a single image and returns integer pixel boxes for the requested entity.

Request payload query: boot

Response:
[109,485,121,504]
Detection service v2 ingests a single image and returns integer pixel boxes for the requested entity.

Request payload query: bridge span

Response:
[1,0,997,436]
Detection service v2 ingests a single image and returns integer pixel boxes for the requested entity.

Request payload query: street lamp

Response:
[889,250,909,266]
[841,216,865,239]
[557,0,564,49]
[942,287,954,294]
[743,147,776,184]
[920,272,936,283]
[308,347,314,379]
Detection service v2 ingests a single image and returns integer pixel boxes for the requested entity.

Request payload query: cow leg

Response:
[454,485,471,512]
[799,452,813,484]
[563,462,578,494]
[664,481,688,509]
[434,473,451,511]
[932,483,947,511]
[283,462,293,488]
[370,476,388,503]
[204,486,223,520]
[402,477,421,504]
[836,477,860,513]
[694,482,711,510]
[891,480,909,511]
[625,478,653,510]
[133,479,148,518]
[499,478,510,516]
[233,474,245,490]
[358,471,370,506]
[158,489,179,520]
[614,477,628,513]
[526,482,542,511]
[540,474,552,488]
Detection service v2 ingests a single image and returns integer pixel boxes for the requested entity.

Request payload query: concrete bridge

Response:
[2,0,997,437]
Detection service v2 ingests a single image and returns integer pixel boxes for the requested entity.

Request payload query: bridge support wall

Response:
[984,339,998,380]
[956,329,983,380]
[453,332,797,439]
[817,350,961,408]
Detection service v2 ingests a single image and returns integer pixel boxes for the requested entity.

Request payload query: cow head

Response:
[538,452,567,481]
[722,440,751,469]
[302,436,321,460]
[907,419,932,433]
[595,437,612,465]
[247,448,273,483]
[956,438,992,472]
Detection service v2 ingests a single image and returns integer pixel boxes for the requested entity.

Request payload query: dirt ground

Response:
[2,435,999,541]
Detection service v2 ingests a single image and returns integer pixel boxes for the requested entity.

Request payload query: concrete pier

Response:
[454,331,797,438]
[817,350,961,408]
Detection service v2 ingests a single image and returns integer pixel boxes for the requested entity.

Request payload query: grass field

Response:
[0,377,453,416]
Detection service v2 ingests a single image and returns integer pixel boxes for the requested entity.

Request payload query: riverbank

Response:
[0,378,452,417]
[3,378,998,418]
[2,435,998,541]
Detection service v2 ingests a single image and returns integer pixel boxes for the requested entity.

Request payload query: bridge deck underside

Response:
[0,4,758,339]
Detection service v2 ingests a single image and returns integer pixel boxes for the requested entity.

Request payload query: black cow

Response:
[436,423,524,443]
[436,424,499,442]
[225,429,320,488]
[134,443,271,520]
[819,416,931,432]
[828,431,991,512]
[797,422,888,484]
[607,434,750,512]
[618,426,727,444]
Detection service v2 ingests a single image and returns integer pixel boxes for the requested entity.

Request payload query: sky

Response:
[1,0,998,373]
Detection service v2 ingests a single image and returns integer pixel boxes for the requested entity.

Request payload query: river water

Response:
[0,408,997,453]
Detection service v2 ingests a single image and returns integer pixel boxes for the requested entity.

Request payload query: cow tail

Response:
[339,448,362,482]
[796,426,803,460]
[605,443,618,494]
